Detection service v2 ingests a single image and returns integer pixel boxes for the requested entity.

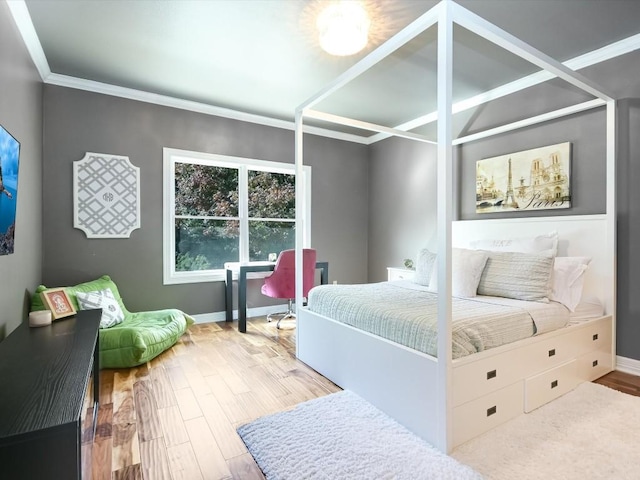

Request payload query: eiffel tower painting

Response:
[504,158,519,209]
[476,142,571,214]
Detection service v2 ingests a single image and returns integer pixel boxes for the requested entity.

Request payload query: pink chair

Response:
[261,249,317,328]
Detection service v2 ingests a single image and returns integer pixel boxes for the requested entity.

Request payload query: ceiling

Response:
[14,0,640,141]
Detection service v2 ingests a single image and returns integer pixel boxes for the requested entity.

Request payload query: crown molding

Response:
[6,0,50,79]
[46,73,369,144]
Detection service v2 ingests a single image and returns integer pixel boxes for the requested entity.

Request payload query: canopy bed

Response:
[292,0,615,454]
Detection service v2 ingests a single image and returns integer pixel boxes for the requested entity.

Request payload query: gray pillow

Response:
[477,251,554,302]
[415,248,437,286]
[76,288,125,328]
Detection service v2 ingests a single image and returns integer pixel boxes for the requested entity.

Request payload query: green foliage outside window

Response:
[174,163,296,271]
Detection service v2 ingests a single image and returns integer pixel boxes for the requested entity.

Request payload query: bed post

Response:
[436,0,454,454]
[294,109,304,358]
[606,99,616,370]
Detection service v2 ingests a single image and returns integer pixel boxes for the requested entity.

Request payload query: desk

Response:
[225,261,329,333]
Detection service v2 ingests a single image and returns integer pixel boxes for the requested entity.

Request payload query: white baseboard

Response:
[616,355,640,376]
[191,304,288,324]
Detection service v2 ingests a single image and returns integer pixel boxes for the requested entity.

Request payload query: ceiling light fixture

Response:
[317,1,370,56]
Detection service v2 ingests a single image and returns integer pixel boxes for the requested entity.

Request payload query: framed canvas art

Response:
[476,142,571,214]
[41,288,77,320]
[0,124,20,255]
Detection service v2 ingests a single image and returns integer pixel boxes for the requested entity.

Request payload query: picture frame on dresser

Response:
[41,288,76,320]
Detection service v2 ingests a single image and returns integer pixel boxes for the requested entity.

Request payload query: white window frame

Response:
[163,148,311,284]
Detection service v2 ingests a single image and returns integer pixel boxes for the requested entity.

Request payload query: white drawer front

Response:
[453,381,523,447]
[572,317,613,358]
[577,349,613,382]
[523,333,578,373]
[387,268,416,282]
[453,349,533,406]
[524,360,578,413]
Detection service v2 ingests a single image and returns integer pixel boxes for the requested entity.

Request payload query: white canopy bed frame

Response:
[292,0,616,454]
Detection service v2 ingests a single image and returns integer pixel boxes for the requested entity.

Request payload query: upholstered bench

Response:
[30,275,194,368]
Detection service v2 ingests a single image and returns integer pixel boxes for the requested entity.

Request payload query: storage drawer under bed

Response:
[452,316,612,407]
[453,381,523,447]
[524,360,578,412]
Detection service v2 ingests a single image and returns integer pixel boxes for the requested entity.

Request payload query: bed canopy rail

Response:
[294,0,615,453]
[305,109,437,144]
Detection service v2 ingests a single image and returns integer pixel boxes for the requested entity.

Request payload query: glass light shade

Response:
[317,2,370,56]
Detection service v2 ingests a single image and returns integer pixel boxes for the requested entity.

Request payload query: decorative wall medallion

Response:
[73,152,140,238]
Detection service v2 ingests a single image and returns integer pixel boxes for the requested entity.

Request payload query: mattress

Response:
[306,281,569,359]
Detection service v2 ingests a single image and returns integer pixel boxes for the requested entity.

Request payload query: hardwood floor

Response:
[92,317,339,480]
[92,317,640,479]
[594,369,640,396]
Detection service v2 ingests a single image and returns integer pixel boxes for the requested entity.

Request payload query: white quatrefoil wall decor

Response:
[73,152,141,238]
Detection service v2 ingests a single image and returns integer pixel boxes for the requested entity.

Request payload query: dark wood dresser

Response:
[0,309,100,479]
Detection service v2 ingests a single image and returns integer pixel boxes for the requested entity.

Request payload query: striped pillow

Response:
[477,251,554,302]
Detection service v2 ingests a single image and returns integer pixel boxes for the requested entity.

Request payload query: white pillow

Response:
[415,248,437,286]
[549,256,591,312]
[76,288,125,329]
[470,232,558,257]
[428,248,489,298]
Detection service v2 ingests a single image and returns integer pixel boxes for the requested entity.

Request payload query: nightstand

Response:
[387,267,416,282]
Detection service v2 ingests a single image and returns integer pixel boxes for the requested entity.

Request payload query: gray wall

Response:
[42,85,368,315]
[458,108,607,219]
[367,51,640,360]
[368,137,437,282]
[0,2,43,339]
[616,99,640,360]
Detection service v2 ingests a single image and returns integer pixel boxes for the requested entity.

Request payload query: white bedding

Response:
[394,280,569,335]
[307,280,570,359]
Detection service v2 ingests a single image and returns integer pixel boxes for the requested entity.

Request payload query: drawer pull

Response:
[548,349,556,357]
[593,360,599,367]
[486,370,497,380]
[593,333,599,341]
[487,405,497,417]
[551,380,558,389]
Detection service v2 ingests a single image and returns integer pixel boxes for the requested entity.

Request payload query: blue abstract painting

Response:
[0,124,20,255]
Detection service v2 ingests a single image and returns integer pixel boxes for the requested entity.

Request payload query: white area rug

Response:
[453,382,640,479]
[237,390,481,480]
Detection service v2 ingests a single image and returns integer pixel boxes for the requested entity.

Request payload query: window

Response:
[163,148,311,284]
